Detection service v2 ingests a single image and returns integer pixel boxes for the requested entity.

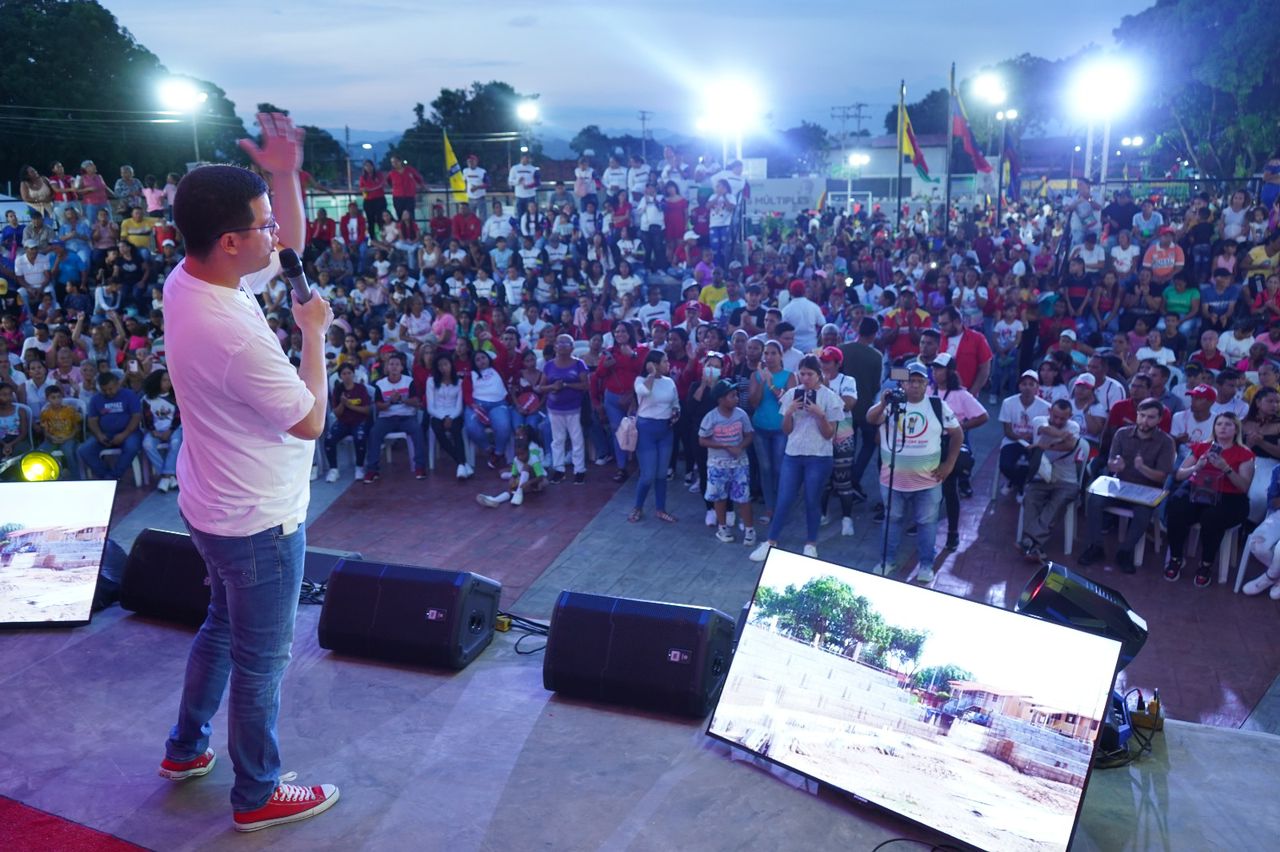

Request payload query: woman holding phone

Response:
[750,355,844,562]
[629,350,680,523]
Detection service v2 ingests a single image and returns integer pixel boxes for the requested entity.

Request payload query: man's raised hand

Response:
[238,113,305,176]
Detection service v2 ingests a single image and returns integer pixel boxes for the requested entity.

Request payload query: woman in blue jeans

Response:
[747,340,794,525]
[750,356,844,562]
[629,349,680,523]
[464,349,514,468]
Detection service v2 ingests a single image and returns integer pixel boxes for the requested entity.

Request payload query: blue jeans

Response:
[633,416,673,511]
[881,484,943,570]
[603,389,632,470]
[513,409,553,451]
[768,454,834,544]
[77,431,142,479]
[166,518,307,811]
[464,400,513,463]
[38,438,81,479]
[754,428,786,512]
[143,426,182,476]
[324,418,369,468]
[365,413,425,472]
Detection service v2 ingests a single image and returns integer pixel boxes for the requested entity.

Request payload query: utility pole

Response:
[638,110,652,162]
[831,103,869,210]
[344,125,352,190]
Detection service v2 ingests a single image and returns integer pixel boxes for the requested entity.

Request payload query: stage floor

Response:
[2,605,1279,851]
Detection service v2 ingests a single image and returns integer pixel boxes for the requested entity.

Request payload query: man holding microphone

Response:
[156,113,339,831]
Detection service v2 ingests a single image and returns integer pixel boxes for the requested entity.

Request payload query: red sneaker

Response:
[414,467,427,479]
[233,782,340,832]
[158,748,216,780]
[362,471,380,484]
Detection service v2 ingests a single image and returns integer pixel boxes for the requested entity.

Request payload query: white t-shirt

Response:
[1211,396,1249,419]
[508,164,539,199]
[1135,345,1177,367]
[781,297,825,353]
[878,396,960,490]
[600,166,628,194]
[1111,244,1141,275]
[461,166,488,201]
[999,395,1051,446]
[374,375,414,418]
[1171,409,1213,445]
[781,384,844,457]
[163,256,314,537]
[1219,333,1255,363]
[627,165,651,199]
[482,214,513,242]
[993,319,1024,353]
[1031,415,1083,483]
[634,375,679,420]
[636,301,672,328]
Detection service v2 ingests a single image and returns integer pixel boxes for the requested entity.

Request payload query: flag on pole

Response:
[1002,125,1021,201]
[950,94,992,173]
[443,131,466,201]
[900,106,938,183]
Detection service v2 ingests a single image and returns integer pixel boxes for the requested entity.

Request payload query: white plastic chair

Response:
[97,447,144,486]
[1104,506,1163,566]
[1184,523,1241,586]
[1015,443,1087,555]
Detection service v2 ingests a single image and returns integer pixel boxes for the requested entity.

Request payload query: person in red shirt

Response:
[690,200,710,241]
[357,160,388,239]
[428,204,452,243]
[661,181,689,264]
[306,209,336,260]
[452,202,482,243]
[339,202,367,247]
[387,155,425,222]
[936,306,993,395]
[879,289,933,363]
[1189,328,1227,371]
[1104,373,1173,449]
[596,320,648,481]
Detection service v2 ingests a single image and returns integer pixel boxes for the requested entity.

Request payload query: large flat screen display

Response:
[0,481,117,628]
[708,549,1120,852]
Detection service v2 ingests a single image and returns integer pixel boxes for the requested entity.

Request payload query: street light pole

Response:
[1099,121,1112,196]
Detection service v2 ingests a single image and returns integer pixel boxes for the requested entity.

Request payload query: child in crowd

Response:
[699,379,756,545]
[37,385,82,478]
[476,428,546,507]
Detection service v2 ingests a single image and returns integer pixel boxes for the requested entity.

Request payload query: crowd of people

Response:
[6,147,1280,589]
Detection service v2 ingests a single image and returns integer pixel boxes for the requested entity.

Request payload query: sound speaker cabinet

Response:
[318,559,502,669]
[542,591,735,717]
[120,529,366,627]
[120,529,210,627]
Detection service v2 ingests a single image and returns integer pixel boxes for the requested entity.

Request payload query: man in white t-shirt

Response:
[158,114,339,831]
[600,156,628,198]
[626,154,651,203]
[635,285,672,329]
[508,153,539,201]
[780,279,824,353]
[866,363,963,583]
[461,153,488,206]
[1020,400,1083,561]
[998,370,1051,495]
[1172,383,1216,463]
[1110,230,1141,280]
[363,351,425,481]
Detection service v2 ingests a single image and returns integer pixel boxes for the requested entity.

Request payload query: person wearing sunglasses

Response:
[156,113,340,832]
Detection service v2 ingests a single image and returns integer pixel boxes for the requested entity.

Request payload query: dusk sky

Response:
[107,0,1153,140]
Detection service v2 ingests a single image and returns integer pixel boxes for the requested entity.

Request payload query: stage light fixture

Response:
[0,451,61,482]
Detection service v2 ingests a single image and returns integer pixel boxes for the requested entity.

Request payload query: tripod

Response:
[879,397,907,570]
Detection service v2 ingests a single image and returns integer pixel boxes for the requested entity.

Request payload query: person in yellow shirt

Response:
[698,267,729,311]
[37,385,82,479]
[118,206,161,260]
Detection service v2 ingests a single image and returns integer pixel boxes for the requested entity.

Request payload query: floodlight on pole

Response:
[699,77,762,162]
[973,73,1006,105]
[361,142,373,150]
[1070,57,1139,192]
[845,152,870,214]
[159,78,208,162]
[516,101,539,123]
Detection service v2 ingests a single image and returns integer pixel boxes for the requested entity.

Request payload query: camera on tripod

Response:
[885,366,910,406]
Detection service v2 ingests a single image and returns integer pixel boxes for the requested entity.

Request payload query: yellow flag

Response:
[443,131,466,201]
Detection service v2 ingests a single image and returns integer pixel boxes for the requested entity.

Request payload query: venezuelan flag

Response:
[443,131,466,201]
[951,93,992,173]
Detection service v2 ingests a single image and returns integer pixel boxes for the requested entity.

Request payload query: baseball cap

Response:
[1060,329,1077,341]
[906,363,930,378]
[1213,267,1232,278]
[650,318,670,330]
[932,352,954,368]
[161,239,176,247]
[788,279,806,297]
[683,230,698,241]
[1158,226,1175,236]
[1071,374,1096,390]
[22,239,38,248]
[818,346,843,364]
[711,378,739,401]
[1187,384,1217,401]
[1020,369,1040,382]
[729,260,743,269]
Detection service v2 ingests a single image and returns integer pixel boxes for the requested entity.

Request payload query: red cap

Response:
[650,319,670,330]
[1158,226,1175,236]
[1187,384,1217,401]
[819,346,844,364]
[378,344,397,355]
[788,279,807,297]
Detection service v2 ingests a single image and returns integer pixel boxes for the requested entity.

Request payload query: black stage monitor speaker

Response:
[317,559,502,669]
[120,529,210,627]
[542,591,735,717]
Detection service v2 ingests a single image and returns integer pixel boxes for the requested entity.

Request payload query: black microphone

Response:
[278,247,312,304]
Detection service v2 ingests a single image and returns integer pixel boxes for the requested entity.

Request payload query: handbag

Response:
[515,390,541,415]
[615,415,638,453]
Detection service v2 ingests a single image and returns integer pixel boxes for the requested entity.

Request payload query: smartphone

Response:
[803,388,817,406]
[128,360,139,373]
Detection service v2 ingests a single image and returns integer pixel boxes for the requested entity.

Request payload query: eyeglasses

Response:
[219,218,280,237]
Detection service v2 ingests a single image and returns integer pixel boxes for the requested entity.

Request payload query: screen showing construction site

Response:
[708,549,1121,852]
[0,481,117,628]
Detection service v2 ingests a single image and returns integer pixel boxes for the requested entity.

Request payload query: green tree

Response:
[912,664,973,693]
[1113,0,1280,177]
[882,88,950,137]
[568,125,646,163]
[0,1,248,181]
[389,82,542,188]
[253,103,346,185]
[757,122,831,177]
[883,627,929,674]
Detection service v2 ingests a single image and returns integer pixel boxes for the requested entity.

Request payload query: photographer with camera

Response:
[866,363,963,584]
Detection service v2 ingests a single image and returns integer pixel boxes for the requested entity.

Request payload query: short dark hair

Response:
[858,316,880,338]
[775,321,795,335]
[172,165,268,258]
[1050,399,1072,413]
[1136,399,1163,416]
[97,372,119,389]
